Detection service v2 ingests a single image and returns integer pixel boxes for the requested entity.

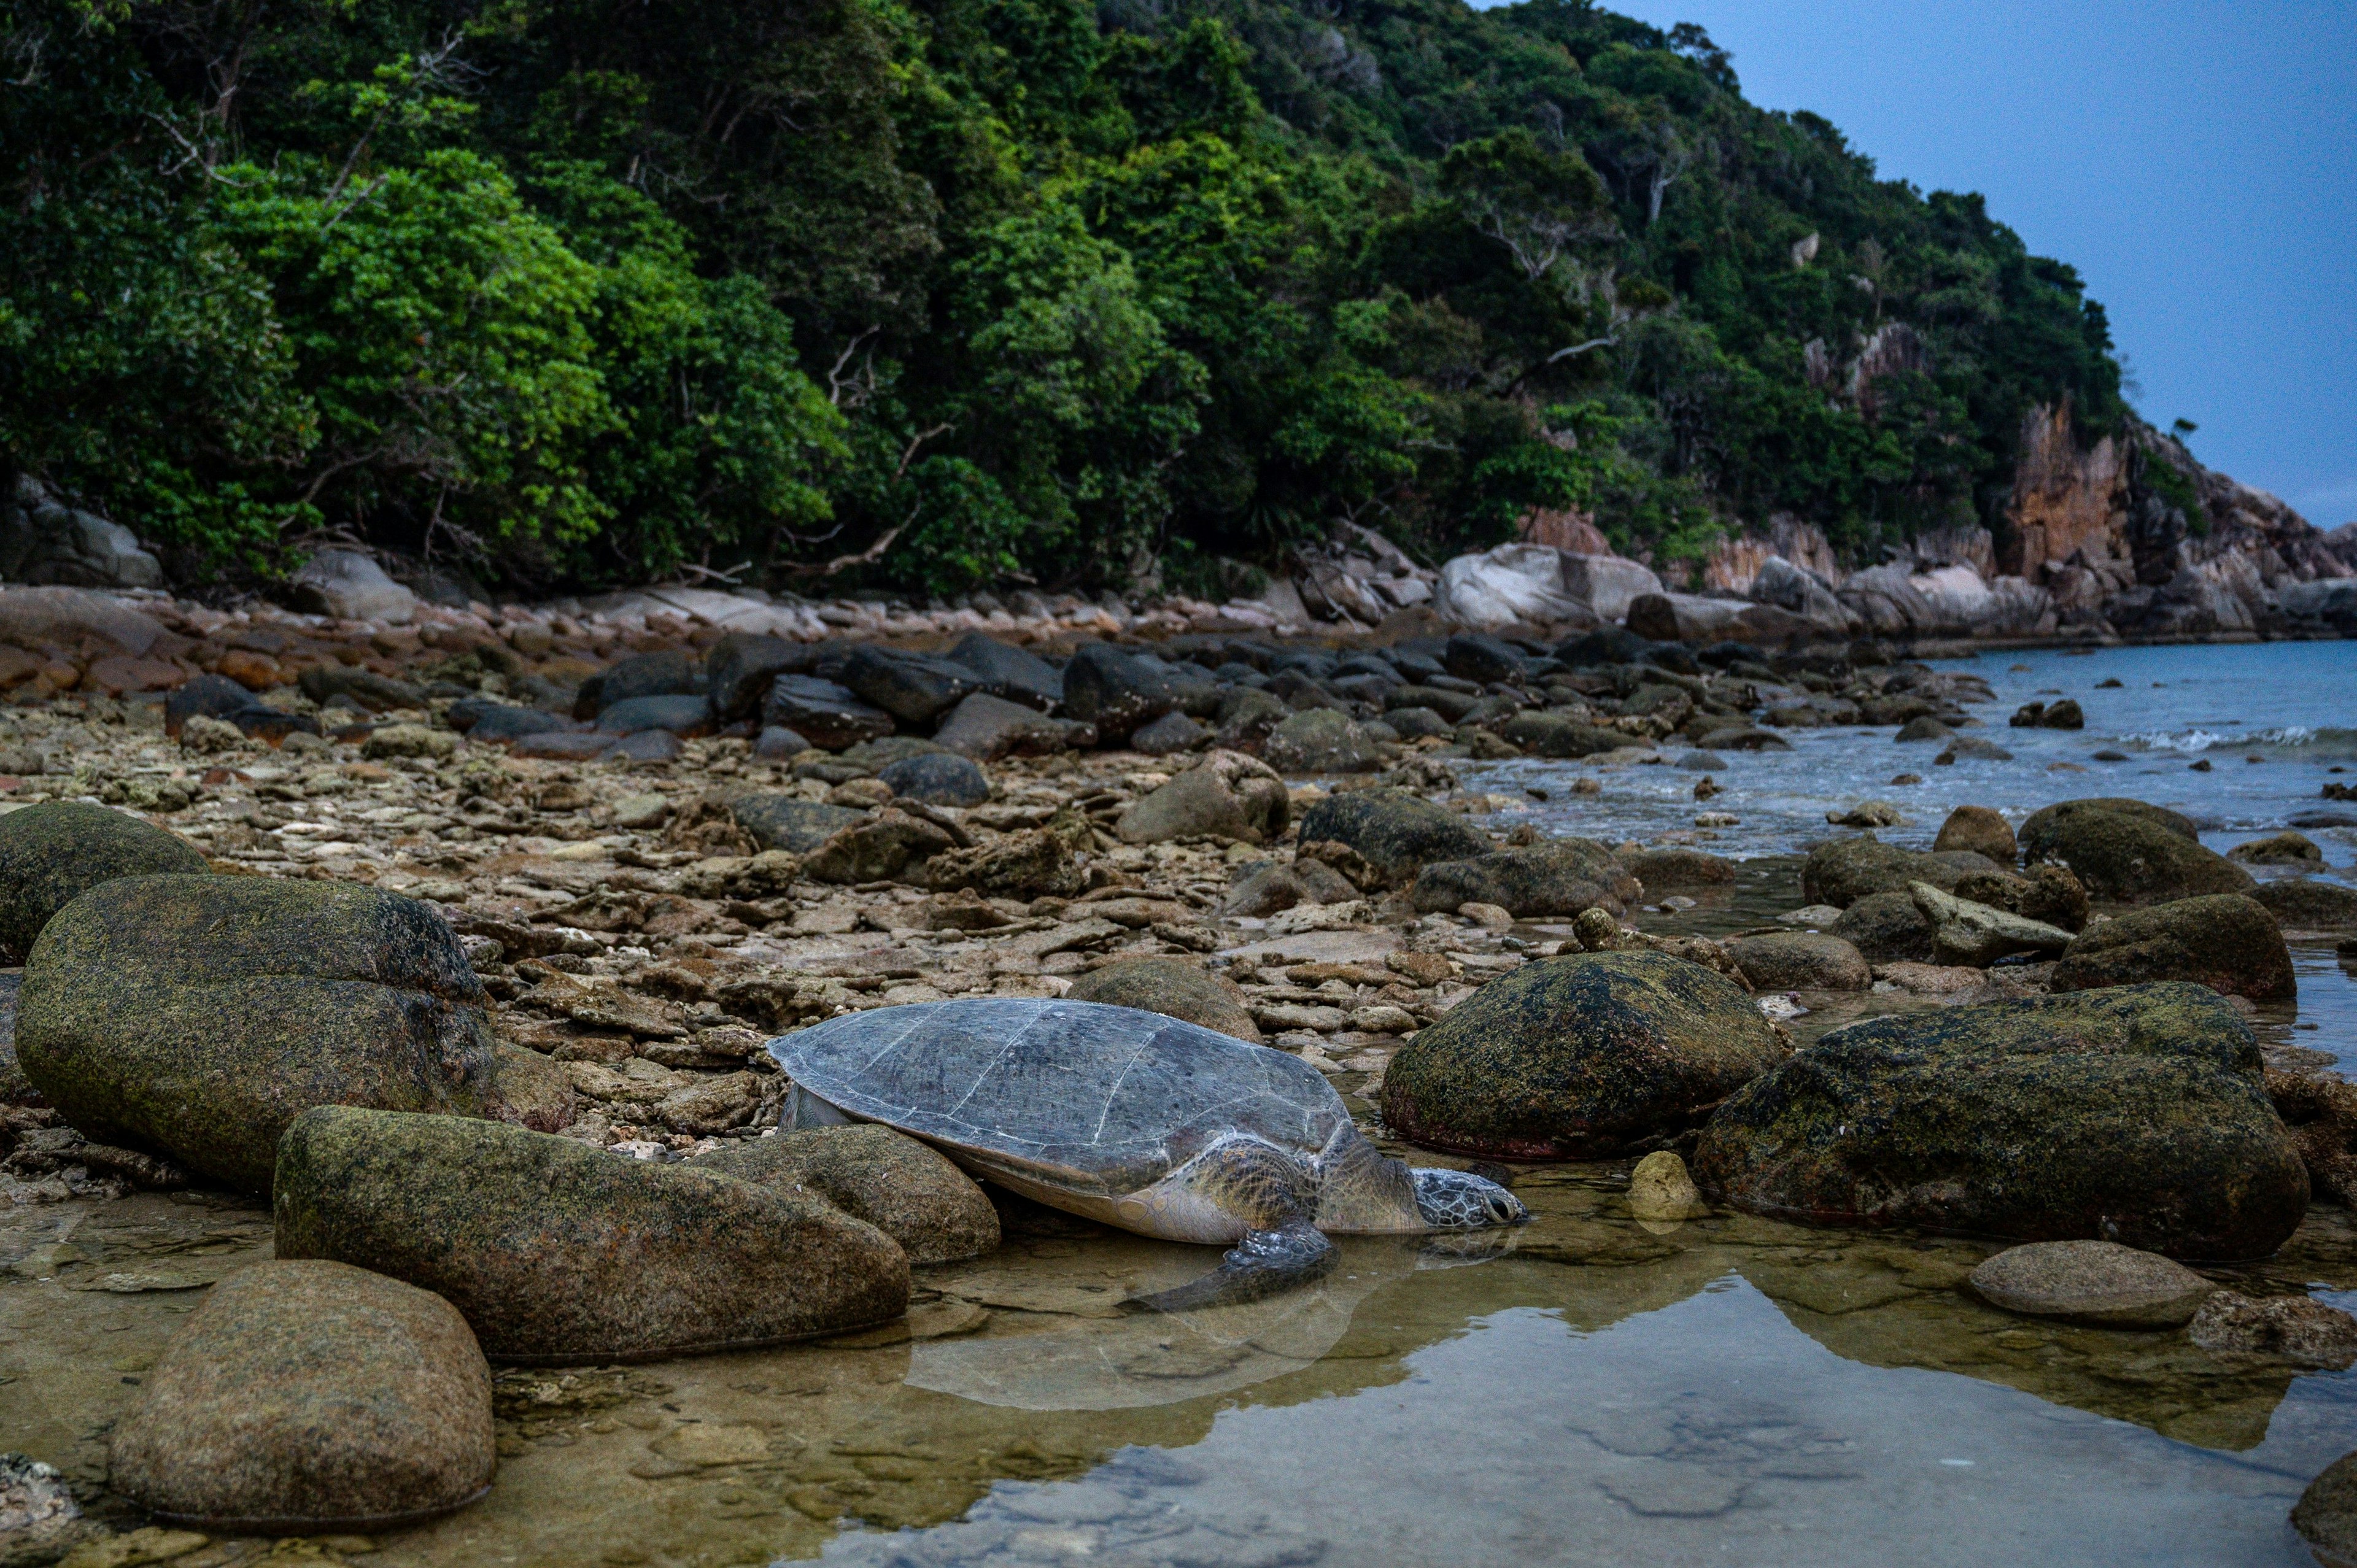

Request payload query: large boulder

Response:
[942,633,1062,710]
[1409,840,1641,919]
[1560,552,1665,623]
[1295,788,1489,890]
[19,877,498,1193]
[1496,711,1629,759]
[1721,931,1870,991]
[273,1108,908,1362]
[288,549,417,624]
[934,693,1094,760]
[108,1261,493,1532]
[573,648,702,720]
[802,809,958,885]
[691,1124,999,1265]
[2050,894,2295,1002]
[2020,797,2199,850]
[1624,848,1736,889]
[1059,644,1206,740]
[0,584,168,656]
[1114,751,1287,845]
[763,674,896,751]
[1434,543,1595,631]
[2019,802,2251,904]
[1933,805,2018,865]
[1381,951,1789,1159]
[840,646,991,727]
[2251,878,2357,932]
[1064,957,1263,1044]
[927,824,1087,900]
[1800,836,2007,908]
[1692,984,2307,1261]
[0,475,164,589]
[706,633,808,724]
[1262,709,1384,774]
[0,801,206,959]
[1827,890,1935,962]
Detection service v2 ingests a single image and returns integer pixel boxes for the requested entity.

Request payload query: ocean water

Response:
[1461,639,2357,1076]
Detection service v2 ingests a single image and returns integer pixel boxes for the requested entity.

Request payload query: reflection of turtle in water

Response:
[770,998,1527,1308]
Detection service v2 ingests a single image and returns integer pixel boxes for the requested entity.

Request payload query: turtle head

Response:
[1411,1167,1528,1229]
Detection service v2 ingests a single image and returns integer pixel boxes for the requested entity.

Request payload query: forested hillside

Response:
[2,0,2131,597]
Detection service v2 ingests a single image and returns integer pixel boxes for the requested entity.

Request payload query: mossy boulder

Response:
[1692,983,2307,1261]
[1064,957,1263,1043]
[0,801,205,958]
[1827,890,1935,962]
[108,1260,493,1532]
[2251,878,2357,932]
[274,1108,908,1363]
[18,876,498,1193]
[1800,836,2006,908]
[1623,847,1736,888]
[1722,931,1871,991]
[1496,712,1629,759]
[1381,951,1789,1160]
[2019,797,2198,852]
[1933,805,2018,865]
[2019,803,2251,904]
[2295,1451,2357,1568]
[691,1124,999,1265]
[2050,894,2294,1002]
[1295,788,1489,891]
[1409,840,1640,918]
[1262,709,1384,774]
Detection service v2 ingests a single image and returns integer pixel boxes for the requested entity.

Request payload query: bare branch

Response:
[775,507,918,580]
[1544,336,1617,365]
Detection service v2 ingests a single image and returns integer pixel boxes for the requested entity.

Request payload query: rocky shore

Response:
[1,568,2356,1565]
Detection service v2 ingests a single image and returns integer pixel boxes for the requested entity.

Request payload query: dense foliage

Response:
[1,0,2128,593]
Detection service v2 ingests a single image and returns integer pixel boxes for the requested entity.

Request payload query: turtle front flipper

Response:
[1124,1220,1336,1313]
[1119,1135,1335,1311]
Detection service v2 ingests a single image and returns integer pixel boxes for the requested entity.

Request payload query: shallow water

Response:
[10,1173,2357,1568]
[6,639,2356,1567]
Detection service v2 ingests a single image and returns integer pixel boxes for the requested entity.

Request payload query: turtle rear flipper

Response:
[1124,1221,1336,1313]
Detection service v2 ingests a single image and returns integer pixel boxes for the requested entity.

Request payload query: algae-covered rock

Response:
[1827,889,1935,962]
[1628,1151,1709,1221]
[1721,930,1870,991]
[274,1108,908,1363]
[2050,894,2294,1001]
[727,794,867,854]
[691,1124,999,1265]
[2019,800,2250,904]
[0,801,205,958]
[1064,957,1263,1043]
[1409,840,1639,919]
[1967,1240,2215,1329]
[1692,983,2306,1261]
[1262,709,1384,774]
[2229,831,2323,866]
[1381,951,1788,1160]
[1622,847,1735,888]
[1800,836,2006,908]
[1114,751,1288,845]
[2251,878,2357,932]
[2019,797,2199,851]
[108,1260,493,1532]
[1933,805,2018,865]
[1911,881,2075,967]
[1295,788,1489,891]
[18,876,497,1193]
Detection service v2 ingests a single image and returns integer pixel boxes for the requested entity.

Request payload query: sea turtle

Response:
[768,997,1527,1309]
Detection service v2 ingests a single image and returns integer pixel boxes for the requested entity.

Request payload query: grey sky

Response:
[1531,0,2355,525]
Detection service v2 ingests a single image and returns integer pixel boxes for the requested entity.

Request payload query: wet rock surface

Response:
[2050,893,2296,1002]
[1382,951,1788,1160]
[0,802,206,959]
[1695,984,2309,1261]
[690,1124,1000,1265]
[274,1108,910,1362]
[108,1259,495,1531]
[1967,1240,2216,1329]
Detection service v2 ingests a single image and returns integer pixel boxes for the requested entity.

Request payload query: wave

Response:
[2120,725,2357,759]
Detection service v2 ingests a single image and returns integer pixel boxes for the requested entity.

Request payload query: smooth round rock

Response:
[1723,931,1871,991]
[1263,709,1384,774]
[1934,805,2018,865]
[1381,951,1789,1160]
[1628,1151,1709,1221]
[0,801,205,959]
[2019,801,2251,904]
[1410,840,1640,919]
[273,1108,908,1363]
[1967,1240,2215,1328]
[1064,956,1264,1043]
[1295,788,1488,890]
[18,876,497,1194]
[1828,890,1935,962]
[692,1124,1000,1265]
[2051,893,2295,1002]
[1801,837,2006,908]
[1113,751,1288,846]
[876,751,991,808]
[109,1260,493,1533]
